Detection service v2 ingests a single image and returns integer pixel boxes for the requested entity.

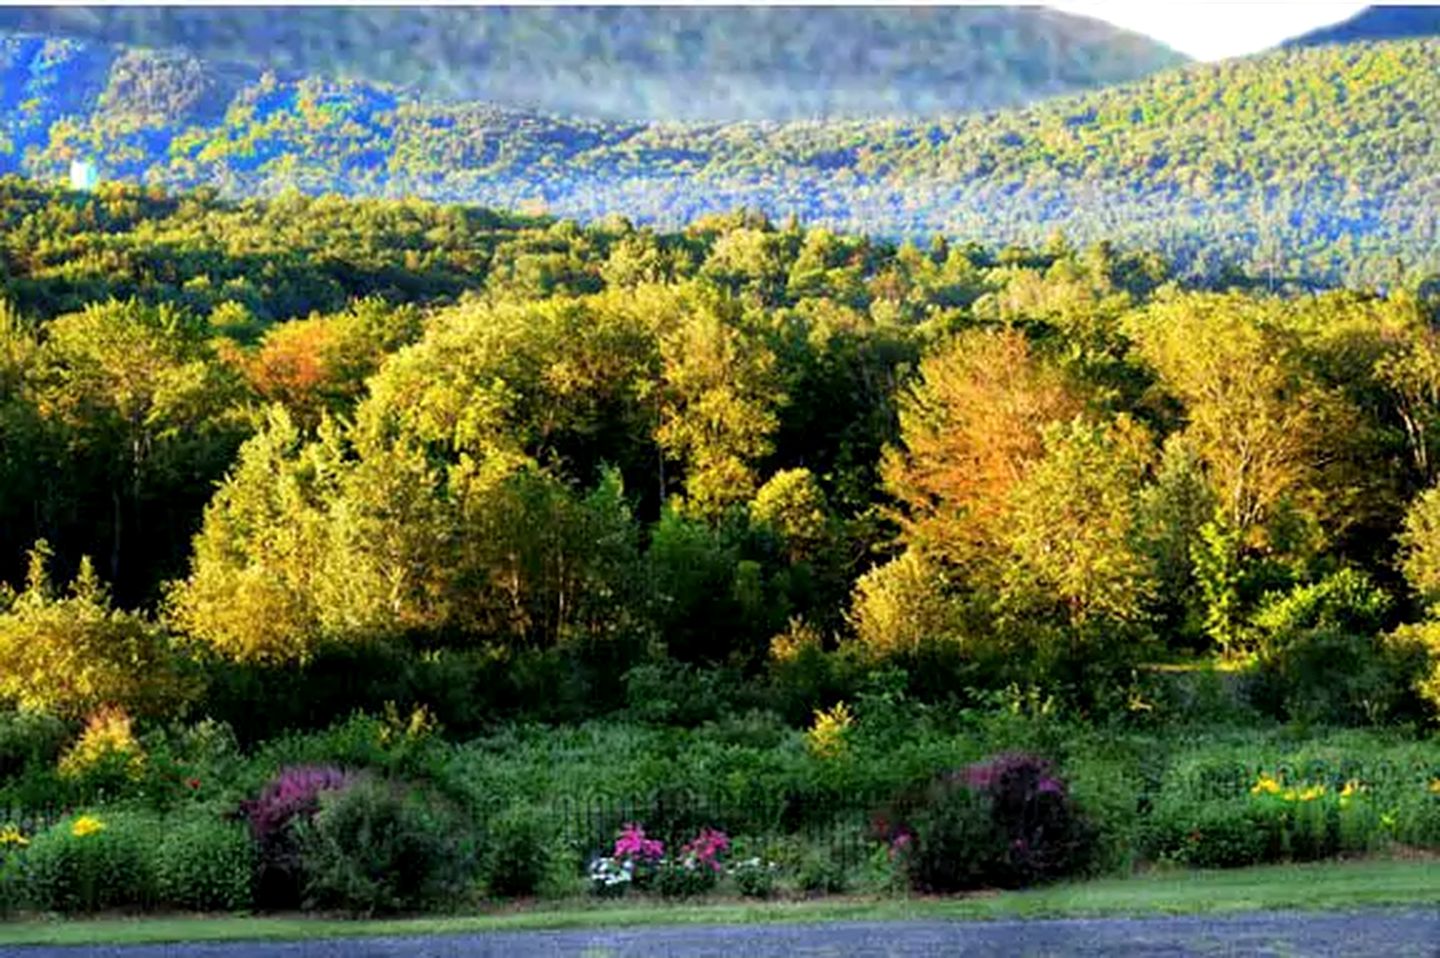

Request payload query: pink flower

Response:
[681,827,731,872]
[614,823,665,863]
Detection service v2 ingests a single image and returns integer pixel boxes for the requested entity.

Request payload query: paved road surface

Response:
[7,910,1440,957]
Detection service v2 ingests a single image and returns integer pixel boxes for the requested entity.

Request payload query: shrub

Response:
[1144,798,1272,869]
[153,815,255,912]
[26,811,160,913]
[728,856,778,899]
[483,805,554,899]
[240,764,353,909]
[0,710,68,782]
[886,752,1098,892]
[900,781,1004,892]
[654,856,719,898]
[1250,570,1404,726]
[0,825,30,916]
[0,547,197,720]
[57,706,147,798]
[599,821,665,892]
[1145,770,1386,868]
[0,853,24,915]
[298,776,471,915]
[794,847,849,894]
[1394,782,1440,849]
[806,701,854,760]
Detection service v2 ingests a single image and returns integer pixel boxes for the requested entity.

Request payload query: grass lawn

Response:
[1,857,1438,946]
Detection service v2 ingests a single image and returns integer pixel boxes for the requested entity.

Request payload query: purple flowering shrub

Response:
[876,752,1096,892]
[239,765,354,908]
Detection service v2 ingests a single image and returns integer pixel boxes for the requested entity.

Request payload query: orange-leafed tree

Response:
[881,326,1084,573]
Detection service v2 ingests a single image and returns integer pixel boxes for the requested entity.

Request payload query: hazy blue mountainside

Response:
[1286,6,1440,47]
[0,6,1185,121]
[1,31,1438,287]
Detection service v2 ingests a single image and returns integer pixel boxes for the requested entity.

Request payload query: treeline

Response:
[2,34,1440,287]
[2,181,1440,739]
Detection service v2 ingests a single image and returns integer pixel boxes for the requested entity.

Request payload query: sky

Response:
[1047,2,1371,60]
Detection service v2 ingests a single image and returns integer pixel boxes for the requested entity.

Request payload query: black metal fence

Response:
[1165,758,1440,802]
[542,785,894,869]
[0,806,63,838]
[532,756,1440,866]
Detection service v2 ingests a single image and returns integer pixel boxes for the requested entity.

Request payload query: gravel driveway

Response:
[7,909,1440,958]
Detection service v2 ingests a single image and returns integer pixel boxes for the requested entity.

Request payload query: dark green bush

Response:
[1250,570,1405,726]
[153,814,255,912]
[902,780,1006,892]
[887,753,1098,892]
[794,848,849,894]
[26,811,160,913]
[1395,790,1440,848]
[728,856,778,898]
[298,776,471,915]
[0,710,69,781]
[654,862,718,898]
[0,845,28,916]
[1143,798,1272,868]
[482,804,554,899]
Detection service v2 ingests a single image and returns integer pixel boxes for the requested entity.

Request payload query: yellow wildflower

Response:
[1297,784,1326,802]
[1340,780,1363,798]
[0,824,27,847]
[1429,778,1440,796]
[1250,773,1283,796]
[70,815,105,838]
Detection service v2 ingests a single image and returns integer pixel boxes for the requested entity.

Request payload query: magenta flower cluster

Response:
[613,822,665,864]
[241,764,353,842]
[681,826,731,872]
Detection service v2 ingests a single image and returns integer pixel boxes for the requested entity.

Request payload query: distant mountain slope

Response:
[0,6,1186,121]
[1,32,1438,289]
[1285,6,1440,47]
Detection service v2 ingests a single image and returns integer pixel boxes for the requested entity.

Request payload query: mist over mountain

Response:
[0,6,1186,122]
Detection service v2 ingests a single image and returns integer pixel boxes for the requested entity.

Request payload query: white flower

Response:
[588,856,634,888]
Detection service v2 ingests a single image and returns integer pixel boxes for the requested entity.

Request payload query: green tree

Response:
[0,542,194,718]
[168,406,337,664]
[655,284,786,519]
[30,299,246,592]
[1001,414,1157,628]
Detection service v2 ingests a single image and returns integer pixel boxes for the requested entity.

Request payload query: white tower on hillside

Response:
[69,159,99,192]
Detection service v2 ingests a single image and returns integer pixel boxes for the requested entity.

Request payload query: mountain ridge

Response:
[1285,5,1440,48]
[0,6,1185,122]
[1,30,1437,289]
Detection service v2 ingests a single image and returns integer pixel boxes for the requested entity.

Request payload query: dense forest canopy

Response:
[0,6,1185,121]
[2,178,1440,736]
[0,32,1438,288]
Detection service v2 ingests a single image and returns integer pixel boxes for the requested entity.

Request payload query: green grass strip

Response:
[2,858,1438,946]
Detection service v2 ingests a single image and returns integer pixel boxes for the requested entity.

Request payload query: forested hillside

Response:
[1,33,1438,287]
[2,179,1440,738]
[0,6,1184,121]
